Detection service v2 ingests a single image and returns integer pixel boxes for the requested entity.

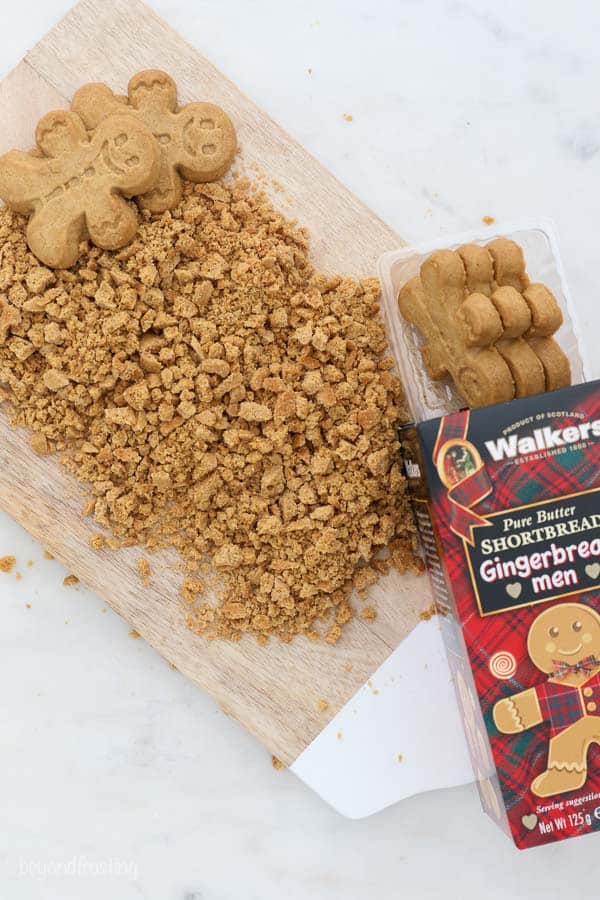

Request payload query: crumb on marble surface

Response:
[0,555,16,573]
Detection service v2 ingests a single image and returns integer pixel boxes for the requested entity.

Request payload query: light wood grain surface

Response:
[0,0,432,764]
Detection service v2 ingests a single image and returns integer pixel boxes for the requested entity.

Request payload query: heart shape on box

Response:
[522,813,538,831]
[586,563,600,580]
[506,582,522,600]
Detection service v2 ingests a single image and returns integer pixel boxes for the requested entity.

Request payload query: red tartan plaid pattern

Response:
[433,409,470,460]
[427,384,600,849]
[536,673,600,737]
[447,467,493,543]
[433,414,494,543]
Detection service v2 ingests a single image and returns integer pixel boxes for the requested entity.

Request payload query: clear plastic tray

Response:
[377,220,589,424]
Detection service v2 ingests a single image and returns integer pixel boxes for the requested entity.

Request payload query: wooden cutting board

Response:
[0,0,431,765]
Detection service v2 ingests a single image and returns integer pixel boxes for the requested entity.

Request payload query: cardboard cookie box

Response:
[378,223,600,849]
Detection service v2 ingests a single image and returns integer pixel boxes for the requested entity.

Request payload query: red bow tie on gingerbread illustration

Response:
[551,656,600,679]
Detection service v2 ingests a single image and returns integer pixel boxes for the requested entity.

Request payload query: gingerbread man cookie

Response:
[398,239,571,409]
[0,110,160,268]
[494,603,600,798]
[398,247,516,408]
[487,239,570,393]
[72,70,237,212]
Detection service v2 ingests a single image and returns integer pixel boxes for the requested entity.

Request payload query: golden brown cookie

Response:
[399,249,515,408]
[494,335,546,397]
[488,239,570,393]
[72,69,237,212]
[488,284,546,397]
[458,243,494,296]
[527,336,571,390]
[398,239,571,407]
[487,237,529,292]
[0,110,160,268]
[523,283,564,337]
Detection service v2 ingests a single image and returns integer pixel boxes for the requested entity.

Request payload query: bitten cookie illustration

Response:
[494,603,600,798]
[72,69,237,212]
[0,110,160,268]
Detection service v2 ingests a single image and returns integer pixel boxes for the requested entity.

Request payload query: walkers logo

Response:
[484,418,600,463]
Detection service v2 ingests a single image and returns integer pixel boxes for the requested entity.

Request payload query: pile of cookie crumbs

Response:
[0,177,421,642]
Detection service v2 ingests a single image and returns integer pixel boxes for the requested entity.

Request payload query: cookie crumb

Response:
[25,602,31,609]
[337,731,343,740]
[397,753,404,763]
[0,179,419,643]
[26,560,33,568]
[63,574,79,587]
[361,606,377,622]
[317,699,329,713]
[15,571,22,581]
[168,662,177,670]
[482,215,495,225]
[0,555,16,573]
[420,602,442,621]
[343,662,353,673]
[271,755,285,770]
[137,558,151,585]
[129,628,141,639]
[90,534,107,551]
[343,113,353,122]
[43,550,54,560]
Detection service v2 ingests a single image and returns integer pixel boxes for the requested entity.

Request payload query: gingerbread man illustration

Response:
[0,109,160,268]
[494,602,600,798]
[72,69,237,212]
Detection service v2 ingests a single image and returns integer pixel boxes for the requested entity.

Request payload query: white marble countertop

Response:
[1,1,600,897]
